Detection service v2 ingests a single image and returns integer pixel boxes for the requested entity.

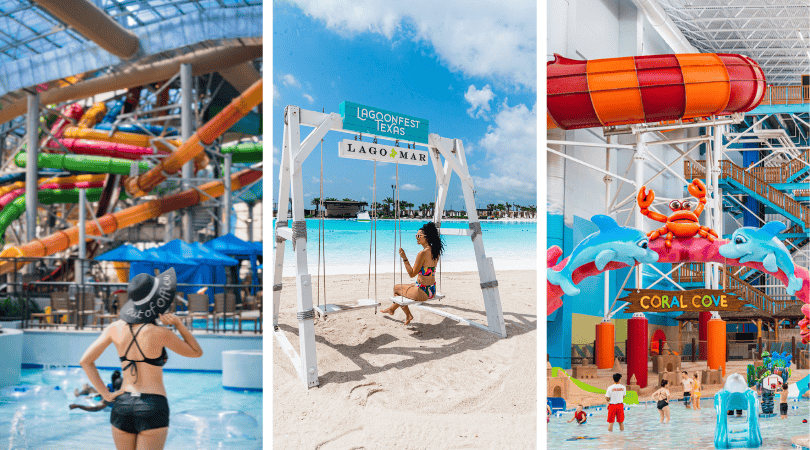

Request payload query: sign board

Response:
[340,101,429,144]
[338,139,429,166]
[621,289,747,313]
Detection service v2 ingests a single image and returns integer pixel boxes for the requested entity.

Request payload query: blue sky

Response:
[272,1,536,210]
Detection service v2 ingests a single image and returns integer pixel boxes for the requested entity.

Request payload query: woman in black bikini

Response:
[80,268,203,450]
[380,222,444,325]
[652,380,671,424]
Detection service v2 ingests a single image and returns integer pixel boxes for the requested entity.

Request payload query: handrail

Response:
[685,160,810,229]
[745,150,810,183]
[761,85,810,106]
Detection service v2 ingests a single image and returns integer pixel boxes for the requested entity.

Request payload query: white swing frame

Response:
[273,105,507,389]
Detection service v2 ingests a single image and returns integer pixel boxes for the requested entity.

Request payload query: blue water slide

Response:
[714,386,762,448]
[796,374,809,399]
[547,397,566,413]
[94,123,178,136]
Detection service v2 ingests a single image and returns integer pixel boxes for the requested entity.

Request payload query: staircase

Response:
[684,160,809,230]
[672,264,799,315]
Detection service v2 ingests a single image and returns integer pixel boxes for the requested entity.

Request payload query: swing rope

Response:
[317,138,325,315]
[396,160,402,287]
[367,160,378,308]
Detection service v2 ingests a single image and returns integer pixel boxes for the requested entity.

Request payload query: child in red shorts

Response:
[605,373,626,432]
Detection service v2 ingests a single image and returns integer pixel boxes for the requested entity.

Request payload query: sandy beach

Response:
[273,270,537,449]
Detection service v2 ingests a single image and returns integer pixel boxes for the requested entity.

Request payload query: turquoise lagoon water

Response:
[548,397,808,450]
[273,218,537,276]
[0,368,261,449]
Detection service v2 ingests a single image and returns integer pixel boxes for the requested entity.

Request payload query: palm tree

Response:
[382,197,394,217]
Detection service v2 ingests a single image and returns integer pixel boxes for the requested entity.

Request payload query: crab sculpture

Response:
[637,179,719,249]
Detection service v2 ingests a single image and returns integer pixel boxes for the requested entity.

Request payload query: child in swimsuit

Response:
[567,404,587,424]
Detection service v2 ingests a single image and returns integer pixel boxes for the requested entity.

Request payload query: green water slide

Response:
[221,143,262,163]
[551,367,639,404]
[0,188,110,239]
[15,152,149,175]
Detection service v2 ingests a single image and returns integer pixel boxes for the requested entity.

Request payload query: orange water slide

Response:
[125,78,262,197]
[0,168,261,274]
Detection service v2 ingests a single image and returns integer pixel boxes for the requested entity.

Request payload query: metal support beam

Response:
[77,188,86,285]
[635,134,646,289]
[25,92,39,243]
[223,153,232,236]
[247,202,254,242]
[180,64,194,242]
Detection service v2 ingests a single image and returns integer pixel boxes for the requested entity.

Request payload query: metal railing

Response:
[0,256,261,334]
[685,159,810,229]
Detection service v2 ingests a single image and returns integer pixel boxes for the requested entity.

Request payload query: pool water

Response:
[274,218,537,276]
[548,398,809,450]
[0,368,262,449]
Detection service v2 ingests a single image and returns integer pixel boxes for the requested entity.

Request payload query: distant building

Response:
[323,201,368,218]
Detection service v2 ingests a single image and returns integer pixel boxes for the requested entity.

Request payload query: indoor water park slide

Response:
[550,367,640,404]
[714,374,762,449]
[547,53,765,130]
[0,174,105,197]
[0,188,109,237]
[15,152,149,175]
[0,168,261,274]
[221,142,262,163]
[125,78,262,197]
[796,374,809,399]
[0,79,263,273]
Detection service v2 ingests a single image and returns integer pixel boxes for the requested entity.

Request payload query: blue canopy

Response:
[191,242,239,266]
[140,247,192,266]
[158,240,237,266]
[95,245,146,262]
[203,233,259,258]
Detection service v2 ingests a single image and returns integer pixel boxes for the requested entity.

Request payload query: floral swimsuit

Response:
[416,266,436,299]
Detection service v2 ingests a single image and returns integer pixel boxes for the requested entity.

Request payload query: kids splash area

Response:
[0,2,262,449]
[547,0,809,448]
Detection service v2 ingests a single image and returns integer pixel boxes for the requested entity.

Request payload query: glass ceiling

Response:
[0,0,259,64]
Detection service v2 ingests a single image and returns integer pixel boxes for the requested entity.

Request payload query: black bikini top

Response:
[120,324,168,381]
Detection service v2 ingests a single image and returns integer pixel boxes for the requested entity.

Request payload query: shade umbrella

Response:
[191,242,239,266]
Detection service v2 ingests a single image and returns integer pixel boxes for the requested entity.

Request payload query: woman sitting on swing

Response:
[381,222,444,325]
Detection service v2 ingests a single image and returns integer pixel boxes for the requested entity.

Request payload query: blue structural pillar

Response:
[547,212,572,369]
[742,143,762,228]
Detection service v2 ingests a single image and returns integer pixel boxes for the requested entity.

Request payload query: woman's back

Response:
[109,320,167,397]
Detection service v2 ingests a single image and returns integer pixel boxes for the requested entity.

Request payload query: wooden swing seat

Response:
[313,298,381,316]
[390,293,445,306]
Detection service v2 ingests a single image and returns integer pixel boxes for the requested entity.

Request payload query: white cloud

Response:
[273,85,280,104]
[286,0,536,89]
[472,101,536,200]
[400,183,421,191]
[281,74,300,87]
[465,84,495,119]
[302,93,315,103]
[273,145,280,166]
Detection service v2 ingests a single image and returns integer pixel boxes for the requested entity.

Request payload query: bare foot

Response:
[380,306,395,315]
[404,314,414,325]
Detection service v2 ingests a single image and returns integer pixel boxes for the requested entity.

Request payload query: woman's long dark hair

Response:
[420,222,444,261]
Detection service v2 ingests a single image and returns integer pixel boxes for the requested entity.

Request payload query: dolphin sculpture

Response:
[719,221,803,295]
[547,215,659,296]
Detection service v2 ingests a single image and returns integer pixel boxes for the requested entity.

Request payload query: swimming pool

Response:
[548,398,808,449]
[0,368,261,449]
[275,218,537,276]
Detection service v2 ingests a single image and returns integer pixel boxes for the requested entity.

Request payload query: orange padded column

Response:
[707,316,726,376]
[596,320,615,369]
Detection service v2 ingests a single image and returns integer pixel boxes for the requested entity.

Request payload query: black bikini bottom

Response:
[110,393,170,434]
